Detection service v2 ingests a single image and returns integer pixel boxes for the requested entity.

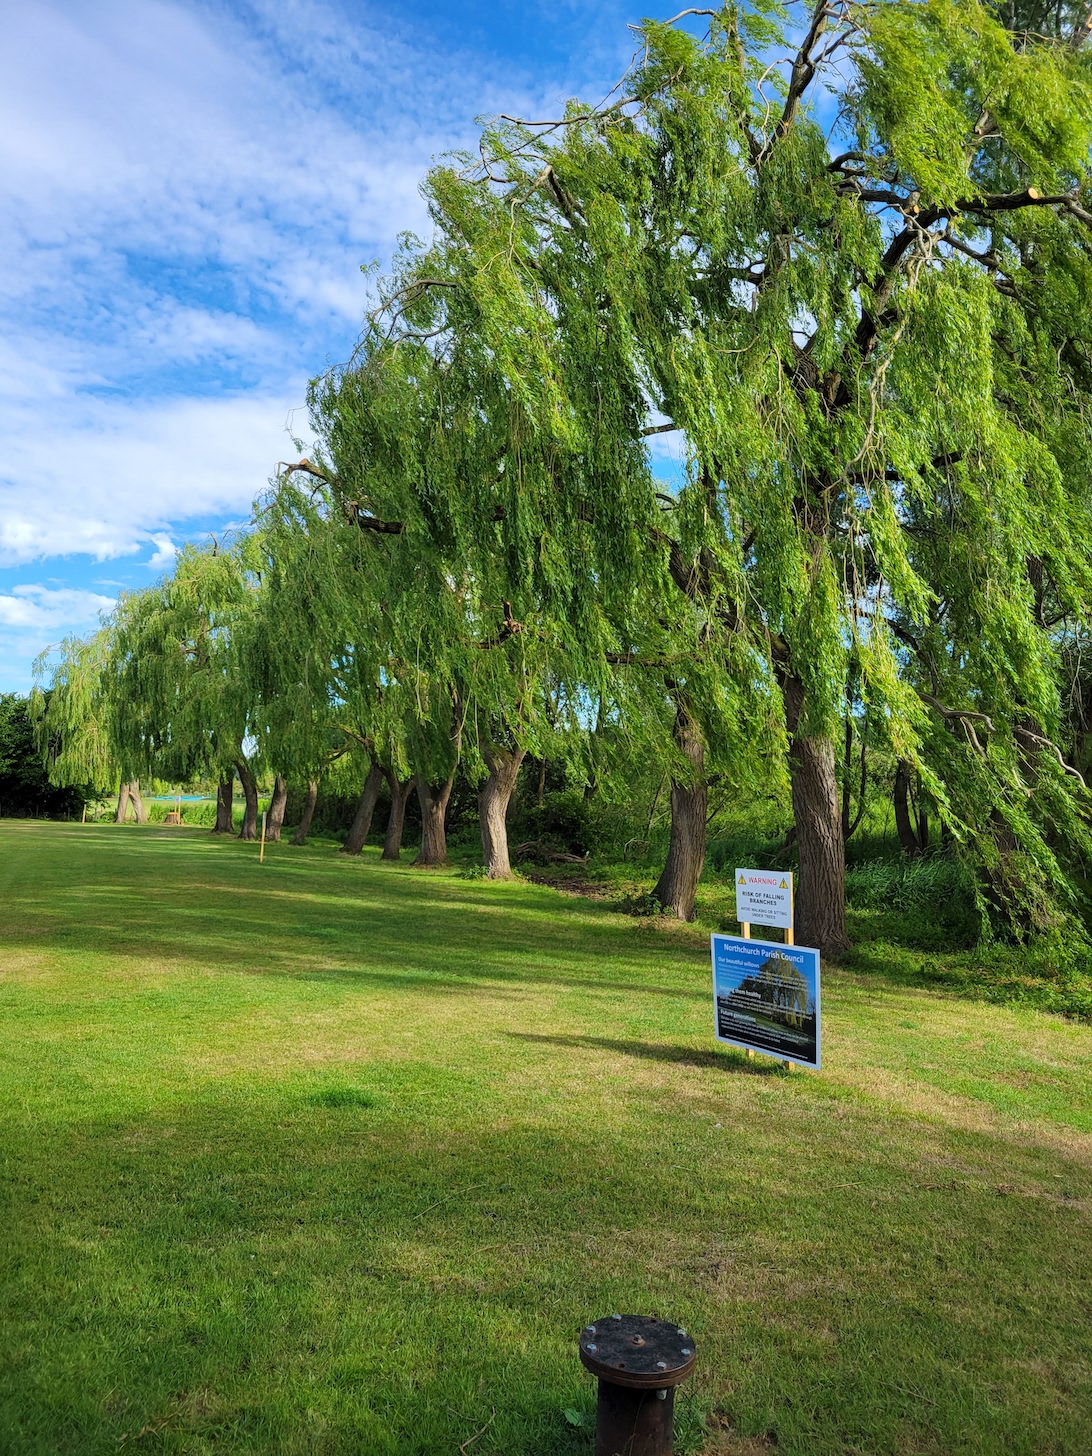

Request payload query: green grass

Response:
[1,822,1090,1455]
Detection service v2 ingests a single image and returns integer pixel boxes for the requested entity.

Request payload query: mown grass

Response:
[1,821,1090,1455]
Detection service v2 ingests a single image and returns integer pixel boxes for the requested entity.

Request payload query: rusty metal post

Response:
[579,1314,695,1456]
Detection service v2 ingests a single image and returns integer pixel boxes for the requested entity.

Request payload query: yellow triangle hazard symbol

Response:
[779,879,788,889]
[738,875,747,885]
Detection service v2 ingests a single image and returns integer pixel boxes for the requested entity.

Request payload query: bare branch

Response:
[956,186,1062,213]
[920,693,994,754]
[846,449,963,483]
[1068,3,1092,48]
[478,601,524,650]
[1065,197,1092,229]
[941,234,1000,266]
[837,182,921,211]
[761,0,833,160]
[660,7,720,24]
[1014,726,1088,788]
[278,459,329,482]
[827,150,877,172]
[498,96,634,131]
[344,502,404,535]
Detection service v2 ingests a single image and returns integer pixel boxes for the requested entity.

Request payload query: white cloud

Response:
[0,387,305,564]
[0,583,117,693]
[0,583,116,632]
[147,534,179,569]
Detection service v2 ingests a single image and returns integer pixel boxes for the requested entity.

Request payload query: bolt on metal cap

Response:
[578,1314,697,1390]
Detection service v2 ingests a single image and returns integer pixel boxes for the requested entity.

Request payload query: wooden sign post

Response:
[735,869,796,1069]
[259,810,267,863]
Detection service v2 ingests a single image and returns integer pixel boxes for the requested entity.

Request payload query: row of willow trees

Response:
[35,0,1092,955]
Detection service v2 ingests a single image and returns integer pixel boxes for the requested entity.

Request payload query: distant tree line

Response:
[0,695,87,819]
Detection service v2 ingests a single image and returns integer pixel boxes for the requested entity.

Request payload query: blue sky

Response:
[1,0,688,691]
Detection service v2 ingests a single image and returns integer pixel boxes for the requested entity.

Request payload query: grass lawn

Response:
[1,821,1090,1455]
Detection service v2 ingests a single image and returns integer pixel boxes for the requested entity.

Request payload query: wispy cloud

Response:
[0,386,306,564]
[0,584,116,632]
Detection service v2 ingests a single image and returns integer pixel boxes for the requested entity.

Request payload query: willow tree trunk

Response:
[128,781,148,823]
[652,708,707,920]
[341,763,384,855]
[115,781,131,823]
[381,772,415,860]
[235,760,259,841]
[894,760,927,857]
[783,676,850,957]
[415,778,453,866]
[266,776,288,842]
[479,746,526,878]
[213,772,234,834]
[291,780,319,846]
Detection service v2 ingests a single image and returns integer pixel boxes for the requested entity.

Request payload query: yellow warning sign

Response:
[738,875,747,885]
[780,879,788,890]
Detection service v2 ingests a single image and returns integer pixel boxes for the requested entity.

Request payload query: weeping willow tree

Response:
[262,463,585,875]
[105,541,268,838]
[31,627,124,813]
[297,0,1092,952]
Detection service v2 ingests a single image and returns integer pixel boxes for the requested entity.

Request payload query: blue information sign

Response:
[711,934,821,1068]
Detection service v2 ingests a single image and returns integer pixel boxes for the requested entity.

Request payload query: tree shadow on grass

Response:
[507,1032,785,1076]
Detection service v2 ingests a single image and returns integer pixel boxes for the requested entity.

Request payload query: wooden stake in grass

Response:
[259,811,267,864]
[739,906,795,1069]
[741,924,755,1061]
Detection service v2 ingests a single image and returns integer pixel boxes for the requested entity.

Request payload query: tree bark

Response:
[291,779,319,845]
[115,781,131,823]
[415,777,453,866]
[381,771,415,860]
[652,707,707,921]
[894,760,925,857]
[783,675,850,957]
[128,781,148,823]
[266,776,288,842]
[235,759,259,840]
[212,772,234,833]
[341,762,385,855]
[479,746,526,878]
[841,715,868,843]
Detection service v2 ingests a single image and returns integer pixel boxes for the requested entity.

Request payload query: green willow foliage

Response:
[31,629,116,794]
[294,0,1092,946]
[106,543,261,784]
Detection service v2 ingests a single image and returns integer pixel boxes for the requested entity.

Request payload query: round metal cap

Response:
[578,1314,696,1390]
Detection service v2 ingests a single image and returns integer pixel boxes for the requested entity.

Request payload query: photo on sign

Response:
[711,934,820,1068]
